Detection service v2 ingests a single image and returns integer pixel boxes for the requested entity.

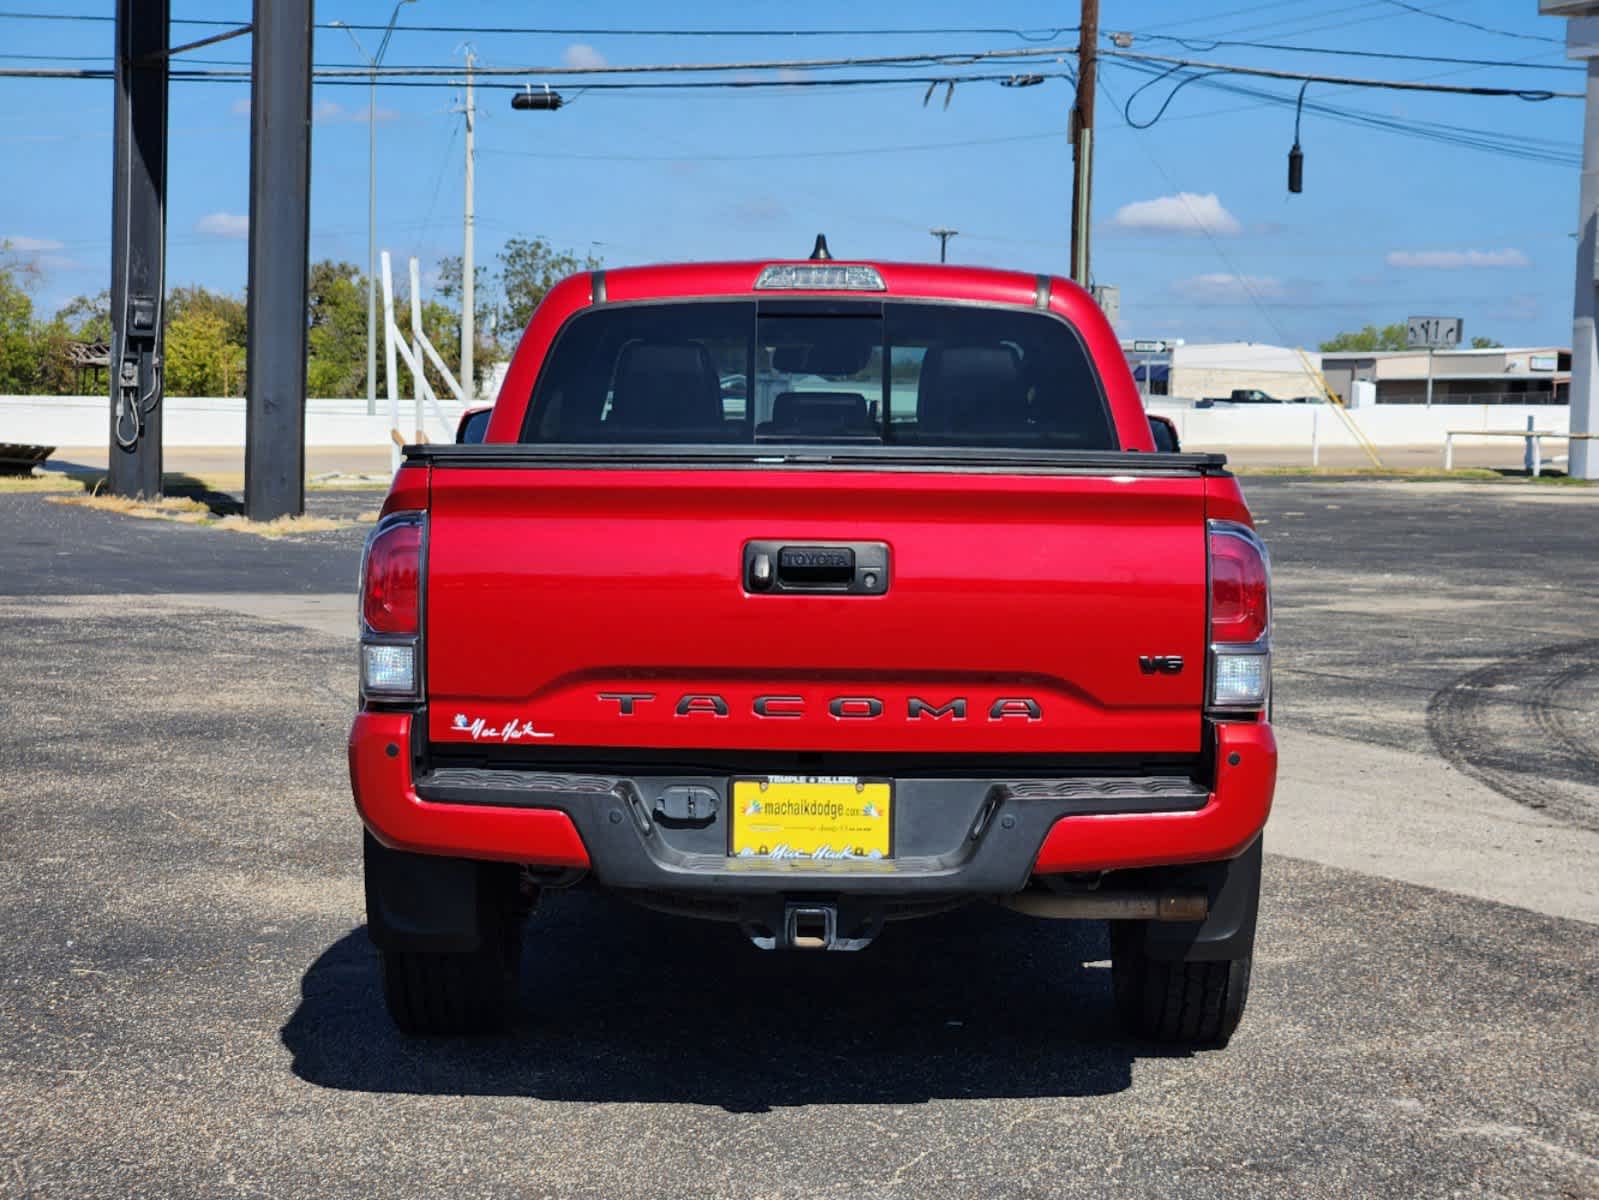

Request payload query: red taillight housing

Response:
[1208,521,1271,711]
[1210,526,1270,645]
[363,519,422,634]
[360,513,425,699]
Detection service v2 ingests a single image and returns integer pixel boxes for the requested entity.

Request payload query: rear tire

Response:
[1109,920,1252,1047]
[379,885,524,1036]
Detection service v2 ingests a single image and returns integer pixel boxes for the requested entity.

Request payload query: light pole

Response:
[330,0,414,416]
[930,227,958,263]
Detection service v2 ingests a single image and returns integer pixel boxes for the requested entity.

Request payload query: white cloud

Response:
[196,211,249,239]
[234,97,394,123]
[1169,273,1286,303]
[1112,192,1241,236]
[562,43,607,69]
[1,235,64,252]
[1385,248,1530,270]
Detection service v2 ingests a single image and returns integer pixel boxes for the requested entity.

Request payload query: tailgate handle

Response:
[744,541,889,595]
[778,546,854,584]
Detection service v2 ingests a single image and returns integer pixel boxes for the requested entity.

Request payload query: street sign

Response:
[1132,339,1167,353]
[1407,316,1462,349]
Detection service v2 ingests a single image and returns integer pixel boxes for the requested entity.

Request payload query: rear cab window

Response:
[521,300,1116,449]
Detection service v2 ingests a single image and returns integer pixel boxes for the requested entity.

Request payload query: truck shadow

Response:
[281,891,1163,1111]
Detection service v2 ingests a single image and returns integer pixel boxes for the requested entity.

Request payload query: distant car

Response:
[455,406,492,444]
[1200,389,1319,406]
[1147,413,1181,453]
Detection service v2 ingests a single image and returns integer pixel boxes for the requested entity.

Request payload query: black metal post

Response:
[108,0,169,499]
[244,0,314,520]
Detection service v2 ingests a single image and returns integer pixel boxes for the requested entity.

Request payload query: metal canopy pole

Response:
[1571,52,1599,478]
[107,0,169,499]
[244,0,315,520]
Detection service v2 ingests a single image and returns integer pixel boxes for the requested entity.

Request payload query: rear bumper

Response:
[349,714,1275,892]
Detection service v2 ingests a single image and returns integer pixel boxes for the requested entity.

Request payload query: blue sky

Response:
[0,0,1582,349]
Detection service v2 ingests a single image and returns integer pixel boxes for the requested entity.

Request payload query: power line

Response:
[478,128,1068,163]
[1106,56,1579,167]
[1381,0,1561,45]
[1114,33,1582,73]
[1105,49,1579,100]
[250,42,1086,79]
[0,63,1075,93]
[0,9,1081,39]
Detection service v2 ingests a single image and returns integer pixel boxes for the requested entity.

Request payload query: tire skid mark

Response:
[1427,640,1599,833]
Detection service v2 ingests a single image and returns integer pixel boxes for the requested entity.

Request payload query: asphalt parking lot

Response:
[2,477,1597,1199]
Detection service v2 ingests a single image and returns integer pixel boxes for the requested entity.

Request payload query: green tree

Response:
[30,315,79,395]
[57,290,112,343]
[306,259,370,398]
[0,247,40,392]
[493,236,602,350]
[164,307,243,396]
[163,285,247,395]
[167,285,247,348]
[435,254,494,389]
[1470,336,1503,350]
[1319,323,1409,353]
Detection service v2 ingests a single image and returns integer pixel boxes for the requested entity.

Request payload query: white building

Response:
[1320,347,1569,406]
[1161,343,1324,403]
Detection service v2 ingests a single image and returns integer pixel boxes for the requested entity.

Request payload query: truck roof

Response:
[587,259,1092,312]
[485,256,1148,449]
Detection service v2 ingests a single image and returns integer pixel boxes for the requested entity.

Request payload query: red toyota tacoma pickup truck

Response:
[349,252,1276,1045]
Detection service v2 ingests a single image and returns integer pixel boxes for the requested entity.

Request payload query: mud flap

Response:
[363,831,487,954]
[1129,835,1262,963]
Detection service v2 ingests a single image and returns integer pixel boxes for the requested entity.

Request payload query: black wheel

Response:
[1109,920,1252,1047]
[379,880,524,1036]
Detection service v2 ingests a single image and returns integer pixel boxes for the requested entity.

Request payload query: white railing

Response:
[1443,421,1597,476]
[379,250,468,471]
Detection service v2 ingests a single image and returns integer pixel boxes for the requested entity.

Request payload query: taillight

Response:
[360,513,424,699]
[1208,521,1270,710]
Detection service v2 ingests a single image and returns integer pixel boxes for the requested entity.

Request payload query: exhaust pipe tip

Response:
[1000,890,1209,922]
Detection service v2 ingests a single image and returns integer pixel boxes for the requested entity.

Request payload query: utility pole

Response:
[930,227,958,262]
[330,2,414,417]
[461,48,476,405]
[244,0,314,520]
[1070,0,1099,287]
[1546,6,1599,479]
[107,0,168,499]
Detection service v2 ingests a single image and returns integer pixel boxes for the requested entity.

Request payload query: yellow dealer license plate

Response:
[731,777,892,862]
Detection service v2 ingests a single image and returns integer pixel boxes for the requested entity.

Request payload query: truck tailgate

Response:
[424,466,1208,755]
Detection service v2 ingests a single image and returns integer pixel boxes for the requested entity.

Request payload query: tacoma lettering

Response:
[606,693,1040,721]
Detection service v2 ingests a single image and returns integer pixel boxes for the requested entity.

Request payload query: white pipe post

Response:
[380,250,400,472]
[418,333,466,404]
[365,68,377,416]
[1311,406,1320,467]
[408,256,426,441]
[1444,432,1454,472]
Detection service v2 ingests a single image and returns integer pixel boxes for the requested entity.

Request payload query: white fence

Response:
[1147,403,1571,449]
[0,394,1575,452]
[0,395,402,448]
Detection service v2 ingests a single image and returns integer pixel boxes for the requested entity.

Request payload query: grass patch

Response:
[47,491,351,537]
[50,493,214,522]
[209,513,349,538]
[0,473,84,493]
